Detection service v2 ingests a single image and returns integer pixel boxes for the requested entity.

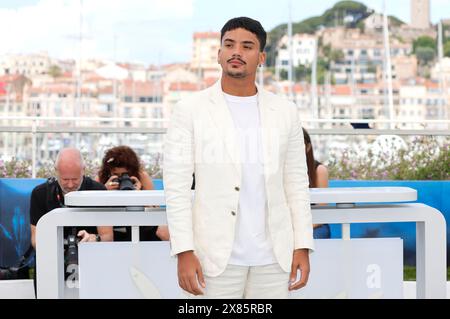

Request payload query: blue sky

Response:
[0,0,449,65]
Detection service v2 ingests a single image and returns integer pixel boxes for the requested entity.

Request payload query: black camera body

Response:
[0,267,20,280]
[113,173,135,190]
[66,234,80,266]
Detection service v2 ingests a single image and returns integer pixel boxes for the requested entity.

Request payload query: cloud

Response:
[0,0,194,63]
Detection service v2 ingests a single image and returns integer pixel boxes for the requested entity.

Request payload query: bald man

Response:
[30,148,113,249]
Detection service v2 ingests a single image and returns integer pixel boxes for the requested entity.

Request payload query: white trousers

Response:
[185,263,290,299]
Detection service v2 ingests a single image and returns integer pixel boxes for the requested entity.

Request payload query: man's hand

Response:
[105,175,119,190]
[77,230,96,243]
[289,248,310,291]
[177,250,205,295]
[156,225,170,241]
[130,176,142,190]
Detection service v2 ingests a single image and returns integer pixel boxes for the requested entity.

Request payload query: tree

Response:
[413,36,436,53]
[416,47,435,65]
[279,69,288,81]
[367,61,377,74]
[330,49,345,63]
[294,65,311,82]
[444,41,450,58]
[266,1,372,67]
[48,65,62,78]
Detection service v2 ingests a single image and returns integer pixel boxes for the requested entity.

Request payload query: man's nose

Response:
[232,49,242,57]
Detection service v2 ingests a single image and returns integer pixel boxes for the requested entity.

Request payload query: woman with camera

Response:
[96,145,169,241]
[98,145,152,191]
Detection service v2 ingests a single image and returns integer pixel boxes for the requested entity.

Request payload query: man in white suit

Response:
[164,16,313,298]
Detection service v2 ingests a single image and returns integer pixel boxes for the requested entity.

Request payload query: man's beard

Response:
[58,179,83,194]
[225,70,246,78]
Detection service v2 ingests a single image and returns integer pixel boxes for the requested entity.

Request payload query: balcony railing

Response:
[1,116,449,177]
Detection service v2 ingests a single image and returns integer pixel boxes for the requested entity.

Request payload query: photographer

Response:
[29,148,113,291]
[97,145,169,241]
[30,148,113,249]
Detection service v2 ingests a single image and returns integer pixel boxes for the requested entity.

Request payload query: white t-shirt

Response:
[224,92,276,266]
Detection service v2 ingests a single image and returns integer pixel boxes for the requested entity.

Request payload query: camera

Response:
[113,173,135,190]
[0,267,19,280]
[66,234,79,266]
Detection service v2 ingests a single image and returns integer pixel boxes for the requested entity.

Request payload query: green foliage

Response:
[388,15,406,27]
[416,47,436,65]
[48,65,62,78]
[266,1,372,67]
[366,61,377,73]
[413,36,436,53]
[328,136,450,180]
[294,65,311,82]
[330,49,345,63]
[444,41,450,58]
[0,158,31,178]
[279,69,288,81]
[2,154,164,180]
[332,0,368,11]
[404,266,450,281]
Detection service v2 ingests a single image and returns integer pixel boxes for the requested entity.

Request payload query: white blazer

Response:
[163,80,313,277]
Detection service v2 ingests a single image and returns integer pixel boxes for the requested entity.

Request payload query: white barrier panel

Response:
[0,279,35,299]
[290,238,403,299]
[37,187,446,299]
[78,242,182,299]
[76,238,403,299]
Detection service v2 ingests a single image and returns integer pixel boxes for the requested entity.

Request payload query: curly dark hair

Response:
[98,145,143,184]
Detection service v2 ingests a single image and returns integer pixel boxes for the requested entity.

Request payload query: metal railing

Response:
[1,116,449,177]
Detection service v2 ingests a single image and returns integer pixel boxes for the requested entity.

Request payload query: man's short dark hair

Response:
[221,17,267,52]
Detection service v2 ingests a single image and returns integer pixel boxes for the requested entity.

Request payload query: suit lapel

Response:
[207,81,241,175]
[257,85,278,182]
[206,81,280,181]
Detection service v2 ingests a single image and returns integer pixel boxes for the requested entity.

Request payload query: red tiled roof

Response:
[0,82,6,95]
[98,86,113,95]
[193,32,220,39]
[425,82,439,90]
[122,80,163,96]
[279,84,307,94]
[204,77,219,87]
[399,77,440,89]
[29,84,90,95]
[356,83,378,89]
[169,82,202,91]
[331,85,352,95]
[0,74,23,82]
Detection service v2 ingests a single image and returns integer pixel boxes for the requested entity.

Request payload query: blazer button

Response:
[231,211,236,216]
[234,186,240,191]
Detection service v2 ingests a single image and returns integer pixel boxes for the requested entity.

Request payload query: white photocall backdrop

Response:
[78,238,403,299]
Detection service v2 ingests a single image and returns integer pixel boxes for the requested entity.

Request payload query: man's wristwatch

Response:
[95,234,101,242]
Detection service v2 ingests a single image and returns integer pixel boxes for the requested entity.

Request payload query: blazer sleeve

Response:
[163,100,195,256]
[283,103,314,251]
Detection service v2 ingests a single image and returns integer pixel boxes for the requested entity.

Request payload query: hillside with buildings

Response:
[0,0,449,163]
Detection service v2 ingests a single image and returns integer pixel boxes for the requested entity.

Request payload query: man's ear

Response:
[259,51,266,67]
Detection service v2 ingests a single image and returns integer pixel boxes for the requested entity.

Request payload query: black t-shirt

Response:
[30,176,106,238]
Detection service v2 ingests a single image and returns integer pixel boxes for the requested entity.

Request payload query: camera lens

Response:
[118,173,135,190]
[66,235,78,266]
